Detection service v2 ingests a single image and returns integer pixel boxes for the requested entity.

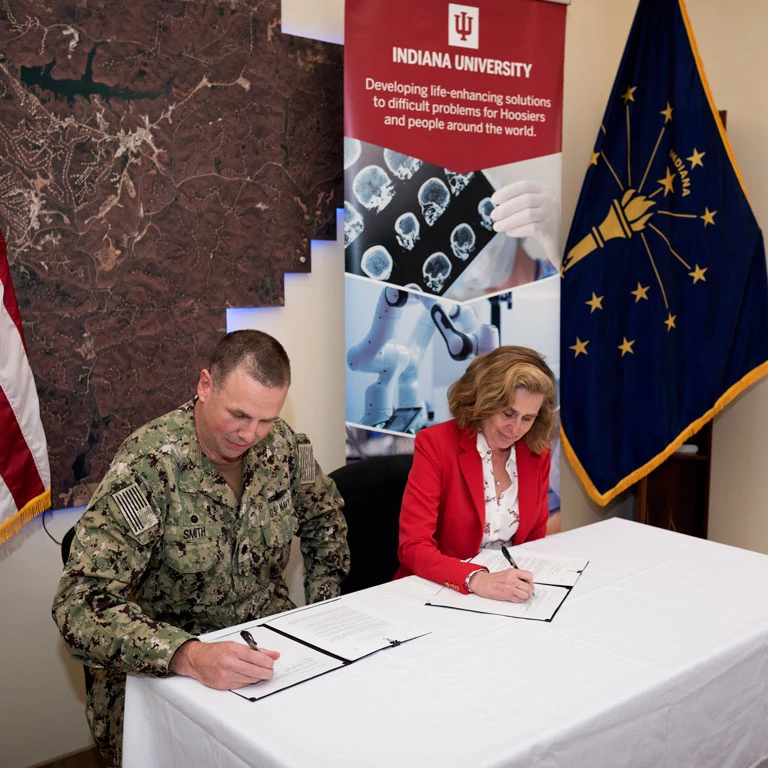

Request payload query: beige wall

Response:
[3,1,768,765]
[0,507,94,768]
[684,1,768,554]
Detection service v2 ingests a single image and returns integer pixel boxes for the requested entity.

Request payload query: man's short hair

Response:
[209,330,291,389]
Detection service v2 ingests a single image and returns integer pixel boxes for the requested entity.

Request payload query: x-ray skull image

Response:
[384,149,422,180]
[344,137,362,170]
[423,252,452,292]
[478,198,495,231]
[353,165,395,213]
[395,213,420,250]
[344,201,364,247]
[450,223,476,261]
[345,139,500,295]
[361,245,393,281]
[445,169,475,196]
[418,178,451,226]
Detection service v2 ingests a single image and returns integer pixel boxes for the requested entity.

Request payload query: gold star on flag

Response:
[687,148,706,168]
[689,264,707,283]
[585,292,604,312]
[631,283,650,302]
[660,102,673,122]
[622,86,637,104]
[657,167,675,197]
[618,338,635,357]
[570,338,589,357]
[664,313,677,331]
[701,207,717,226]
[590,151,600,166]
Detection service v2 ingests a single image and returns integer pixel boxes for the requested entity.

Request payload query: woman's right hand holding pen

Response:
[469,544,534,602]
[467,568,535,602]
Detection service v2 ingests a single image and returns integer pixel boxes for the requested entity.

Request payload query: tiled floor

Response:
[34,747,111,768]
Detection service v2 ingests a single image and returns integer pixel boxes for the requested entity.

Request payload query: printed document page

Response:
[472,548,589,587]
[214,626,344,701]
[265,599,427,661]
[426,547,588,621]
[426,582,570,621]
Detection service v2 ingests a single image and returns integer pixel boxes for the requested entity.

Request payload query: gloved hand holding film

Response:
[490,180,562,269]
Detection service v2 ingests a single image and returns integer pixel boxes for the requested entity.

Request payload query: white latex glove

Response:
[490,180,562,269]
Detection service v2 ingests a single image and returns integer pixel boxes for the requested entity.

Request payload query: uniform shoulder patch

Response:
[295,434,316,485]
[112,483,159,536]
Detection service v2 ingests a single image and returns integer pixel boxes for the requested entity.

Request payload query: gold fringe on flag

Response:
[563,359,768,506]
[0,488,52,544]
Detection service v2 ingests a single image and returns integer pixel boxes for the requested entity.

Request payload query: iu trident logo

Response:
[455,11,472,40]
[448,4,479,49]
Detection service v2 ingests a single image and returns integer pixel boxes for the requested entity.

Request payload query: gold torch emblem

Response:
[563,189,655,272]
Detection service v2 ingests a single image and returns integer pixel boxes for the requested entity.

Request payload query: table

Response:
[123,519,768,768]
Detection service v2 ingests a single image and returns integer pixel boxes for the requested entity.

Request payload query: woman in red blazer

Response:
[396,346,557,602]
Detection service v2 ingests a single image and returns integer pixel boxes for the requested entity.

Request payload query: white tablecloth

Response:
[123,519,768,768]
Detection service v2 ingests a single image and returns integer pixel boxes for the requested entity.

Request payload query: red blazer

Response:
[396,419,550,593]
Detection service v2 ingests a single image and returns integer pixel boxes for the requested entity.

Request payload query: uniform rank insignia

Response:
[295,435,315,485]
[113,483,159,536]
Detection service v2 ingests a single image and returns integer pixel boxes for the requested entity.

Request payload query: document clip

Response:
[386,637,401,647]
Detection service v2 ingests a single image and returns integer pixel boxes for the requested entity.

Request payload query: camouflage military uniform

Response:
[52,400,350,764]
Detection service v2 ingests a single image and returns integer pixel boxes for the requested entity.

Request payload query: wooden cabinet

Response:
[636,423,711,539]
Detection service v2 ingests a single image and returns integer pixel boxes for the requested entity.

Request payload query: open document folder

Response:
[426,549,589,622]
[210,598,429,701]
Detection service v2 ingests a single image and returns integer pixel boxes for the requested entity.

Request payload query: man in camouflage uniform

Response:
[52,330,350,765]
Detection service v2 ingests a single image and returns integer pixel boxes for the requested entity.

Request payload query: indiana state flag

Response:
[561,0,768,505]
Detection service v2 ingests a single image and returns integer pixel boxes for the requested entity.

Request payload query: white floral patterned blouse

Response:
[477,431,520,547]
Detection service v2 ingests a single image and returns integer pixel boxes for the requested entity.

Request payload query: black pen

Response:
[501,544,519,569]
[240,630,259,651]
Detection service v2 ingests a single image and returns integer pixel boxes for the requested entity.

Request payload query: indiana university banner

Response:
[561,0,768,505]
[0,230,51,543]
[343,0,567,495]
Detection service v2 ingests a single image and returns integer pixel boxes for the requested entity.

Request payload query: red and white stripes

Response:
[0,231,50,543]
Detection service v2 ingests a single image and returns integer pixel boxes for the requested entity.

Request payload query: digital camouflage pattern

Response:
[52,399,350,763]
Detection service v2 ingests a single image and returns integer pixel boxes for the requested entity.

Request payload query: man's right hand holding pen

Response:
[169,631,280,690]
[466,545,535,603]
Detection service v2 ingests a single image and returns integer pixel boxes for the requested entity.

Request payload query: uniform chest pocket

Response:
[260,493,299,549]
[162,523,224,574]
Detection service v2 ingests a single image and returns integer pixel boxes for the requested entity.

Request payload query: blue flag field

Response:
[561,0,768,505]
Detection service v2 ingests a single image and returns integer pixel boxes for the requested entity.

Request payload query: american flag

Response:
[0,228,50,542]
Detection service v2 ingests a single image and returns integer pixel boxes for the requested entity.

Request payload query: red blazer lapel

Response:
[457,428,485,527]
[515,441,535,540]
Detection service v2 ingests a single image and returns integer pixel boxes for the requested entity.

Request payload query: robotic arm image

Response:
[347,286,499,433]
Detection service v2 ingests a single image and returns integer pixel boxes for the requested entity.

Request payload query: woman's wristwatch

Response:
[464,568,487,593]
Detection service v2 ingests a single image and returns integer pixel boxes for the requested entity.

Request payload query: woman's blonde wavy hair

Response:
[447,346,557,454]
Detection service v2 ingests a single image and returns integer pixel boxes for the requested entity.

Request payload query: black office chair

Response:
[60,526,77,566]
[329,453,414,594]
[60,525,96,694]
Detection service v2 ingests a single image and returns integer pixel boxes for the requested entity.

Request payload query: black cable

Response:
[41,507,62,546]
